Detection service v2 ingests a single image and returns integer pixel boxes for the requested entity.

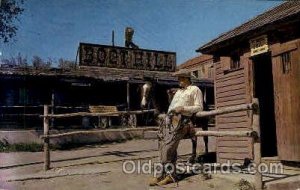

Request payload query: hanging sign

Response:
[249,35,269,56]
[79,43,176,72]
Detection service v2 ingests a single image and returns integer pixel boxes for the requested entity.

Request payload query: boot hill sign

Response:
[79,43,176,72]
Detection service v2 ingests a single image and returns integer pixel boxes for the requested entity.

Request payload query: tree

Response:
[0,52,27,67]
[58,58,76,70]
[32,55,43,68]
[15,52,27,67]
[0,0,24,43]
[32,55,51,69]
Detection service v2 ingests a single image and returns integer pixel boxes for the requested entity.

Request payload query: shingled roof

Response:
[0,66,213,86]
[0,66,173,81]
[197,1,300,53]
[178,54,213,70]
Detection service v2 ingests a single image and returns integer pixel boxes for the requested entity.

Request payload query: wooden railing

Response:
[40,107,157,169]
[194,98,262,190]
[40,98,262,190]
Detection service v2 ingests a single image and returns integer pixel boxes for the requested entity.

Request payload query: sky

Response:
[0,0,282,65]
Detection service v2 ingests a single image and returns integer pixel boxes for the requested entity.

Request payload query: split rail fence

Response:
[40,98,262,190]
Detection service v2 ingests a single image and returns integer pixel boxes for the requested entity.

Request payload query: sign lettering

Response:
[250,35,269,56]
[79,43,176,72]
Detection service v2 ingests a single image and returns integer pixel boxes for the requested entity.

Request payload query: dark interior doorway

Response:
[253,53,278,157]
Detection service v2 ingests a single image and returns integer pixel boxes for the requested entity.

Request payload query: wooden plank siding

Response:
[271,39,300,161]
[215,57,252,164]
[200,2,300,163]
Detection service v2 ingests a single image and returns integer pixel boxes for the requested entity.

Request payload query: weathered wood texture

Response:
[198,2,300,53]
[195,103,253,118]
[43,105,50,171]
[79,43,176,72]
[42,109,156,119]
[41,127,158,139]
[252,98,262,190]
[195,130,254,137]
[271,39,300,161]
[0,66,175,82]
[215,57,252,163]
[198,1,300,164]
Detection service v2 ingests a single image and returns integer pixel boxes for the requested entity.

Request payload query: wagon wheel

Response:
[98,117,109,129]
[128,114,137,128]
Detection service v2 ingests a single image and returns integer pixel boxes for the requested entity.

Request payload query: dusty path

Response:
[0,138,240,190]
[2,138,298,190]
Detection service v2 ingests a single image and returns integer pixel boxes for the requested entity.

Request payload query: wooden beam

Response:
[195,130,254,137]
[41,109,156,119]
[40,127,158,139]
[0,105,86,109]
[195,103,255,117]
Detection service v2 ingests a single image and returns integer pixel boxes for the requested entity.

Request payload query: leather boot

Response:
[157,175,175,186]
[149,177,163,186]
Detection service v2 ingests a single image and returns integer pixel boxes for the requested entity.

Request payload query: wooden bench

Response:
[89,105,118,128]
[89,105,137,128]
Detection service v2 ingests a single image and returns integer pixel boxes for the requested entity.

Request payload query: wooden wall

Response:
[215,37,300,163]
[215,55,253,164]
[271,39,300,161]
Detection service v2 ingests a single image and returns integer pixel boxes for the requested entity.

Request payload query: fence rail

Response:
[40,109,156,119]
[41,98,262,190]
[40,127,158,139]
[0,105,86,109]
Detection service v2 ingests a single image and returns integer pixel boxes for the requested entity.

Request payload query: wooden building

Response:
[0,43,213,129]
[197,1,300,163]
[178,54,214,80]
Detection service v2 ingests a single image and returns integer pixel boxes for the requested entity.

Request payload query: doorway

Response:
[253,53,278,157]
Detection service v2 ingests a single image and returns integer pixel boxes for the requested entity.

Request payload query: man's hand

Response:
[174,106,184,114]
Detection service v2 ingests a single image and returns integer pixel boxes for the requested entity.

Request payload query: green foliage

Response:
[0,141,43,152]
[0,0,24,43]
[235,178,255,190]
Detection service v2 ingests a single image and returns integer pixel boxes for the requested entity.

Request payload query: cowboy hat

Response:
[172,69,196,78]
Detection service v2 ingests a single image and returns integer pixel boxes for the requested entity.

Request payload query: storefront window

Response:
[230,54,240,70]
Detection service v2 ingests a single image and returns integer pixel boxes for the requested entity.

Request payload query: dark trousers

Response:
[155,114,195,178]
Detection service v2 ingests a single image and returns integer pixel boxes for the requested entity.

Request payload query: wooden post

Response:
[108,117,112,127]
[98,116,101,128]
[112,30,115,46]
[252,98,262,190]
[51,91,55,128]
[127,82,130,110]
[43,105,50,171]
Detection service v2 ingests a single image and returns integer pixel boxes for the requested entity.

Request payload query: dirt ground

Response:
[1,162,238,190]
[0,138,243,190]
[1,138,295,190]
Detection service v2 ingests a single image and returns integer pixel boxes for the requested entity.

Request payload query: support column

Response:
[253,98,262,190]
[51,90,55,128]
[127,81,130,110]
[43,105,50,171]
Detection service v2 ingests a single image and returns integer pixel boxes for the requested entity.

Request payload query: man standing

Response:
[149,69,203,186]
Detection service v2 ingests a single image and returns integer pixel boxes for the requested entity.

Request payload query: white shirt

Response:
[168,85,203,116]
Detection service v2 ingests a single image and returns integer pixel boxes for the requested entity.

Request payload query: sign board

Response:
[79,43,176,72]
[249,35,269,56]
